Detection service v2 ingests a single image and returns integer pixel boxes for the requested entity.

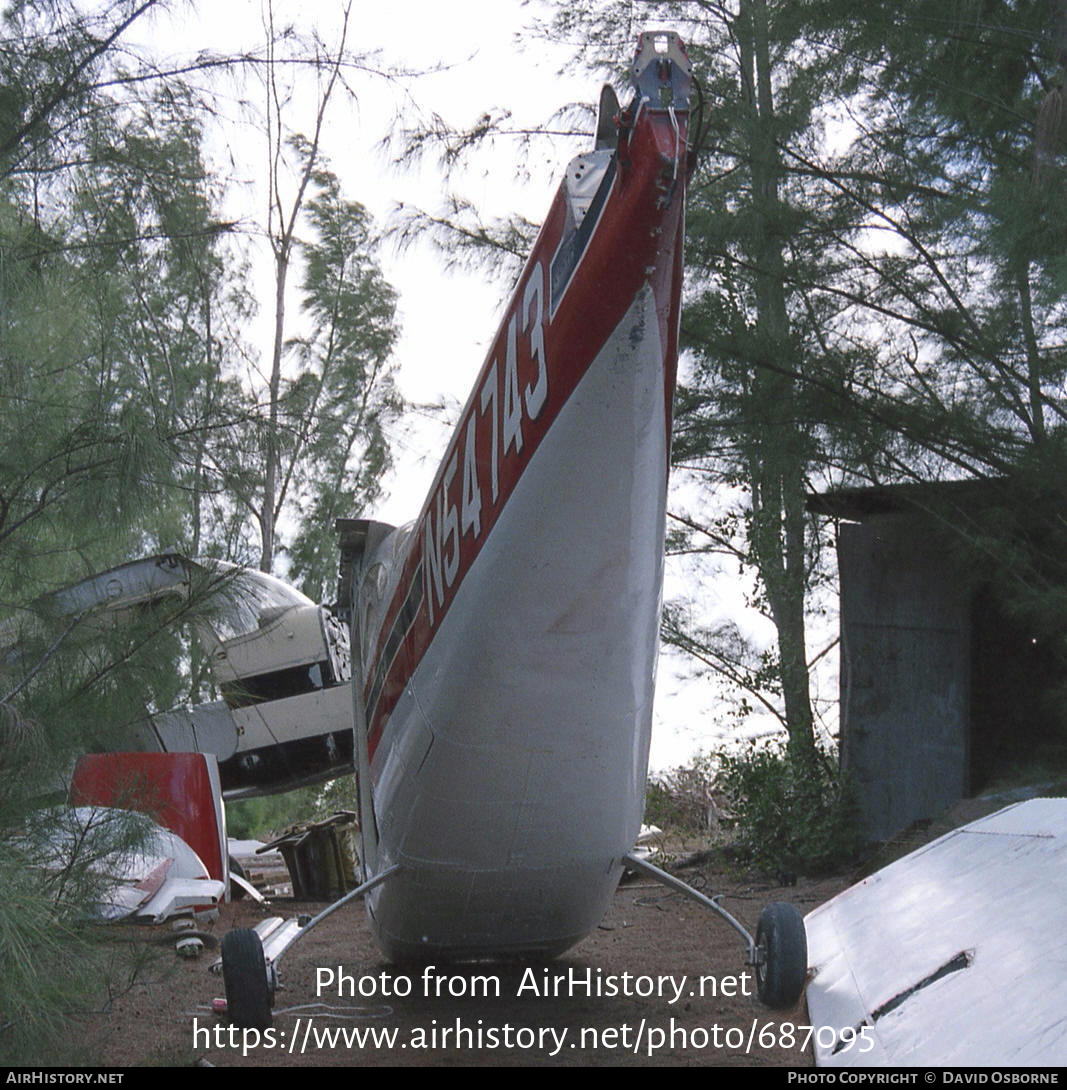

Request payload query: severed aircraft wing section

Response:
[805,797,1067,1066]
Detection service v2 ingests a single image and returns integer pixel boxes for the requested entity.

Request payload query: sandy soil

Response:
[76,862,848,1068]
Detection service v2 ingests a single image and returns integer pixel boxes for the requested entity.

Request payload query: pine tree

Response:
[528,1,1066,757]
[0,2,249,1059]
[529,1,884,755]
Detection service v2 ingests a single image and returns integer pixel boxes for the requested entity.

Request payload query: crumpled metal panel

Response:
[805,798,1067,1067]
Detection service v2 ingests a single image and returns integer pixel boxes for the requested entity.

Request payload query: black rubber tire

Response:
[755,901,807,1009]
[221,927,273,1029]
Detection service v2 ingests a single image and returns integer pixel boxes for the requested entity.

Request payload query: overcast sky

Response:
[139,0,808,771]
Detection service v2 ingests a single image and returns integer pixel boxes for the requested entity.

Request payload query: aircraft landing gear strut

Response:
[220,863,400,1029]
[622,852,807,1009]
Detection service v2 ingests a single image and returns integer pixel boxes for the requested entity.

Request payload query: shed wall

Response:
[839,515,972,840]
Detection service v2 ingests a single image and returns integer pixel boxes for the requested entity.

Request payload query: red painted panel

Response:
[363,99,690,759]
[69,752,226,882]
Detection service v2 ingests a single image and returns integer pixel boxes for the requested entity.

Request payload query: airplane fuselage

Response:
[347,33,693,959]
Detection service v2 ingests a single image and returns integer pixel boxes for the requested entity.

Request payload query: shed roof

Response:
[808,477,1013,521]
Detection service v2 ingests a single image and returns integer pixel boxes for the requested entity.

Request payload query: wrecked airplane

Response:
[3,552,354,798]
[7,32,809,1025]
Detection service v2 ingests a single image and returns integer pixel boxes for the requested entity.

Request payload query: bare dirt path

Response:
[80,865,847,1068]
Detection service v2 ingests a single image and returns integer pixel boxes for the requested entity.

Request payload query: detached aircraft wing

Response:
[805,797,1067,1066]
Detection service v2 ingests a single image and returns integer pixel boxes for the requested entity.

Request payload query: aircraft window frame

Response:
[203,564,315,643]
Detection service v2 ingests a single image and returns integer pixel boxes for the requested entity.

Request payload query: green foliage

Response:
[214,130,404,586]
[717,739,861,875]
[643,752,718,834]
[283,163,402,602]
[643,742,860,875]
[0,0,404,1064]
[0,806,165,1064]
[0,855,98,1064]
[227,776,358,840]
[0,0,250,1060]
[536,0,1067,765]
[227,791,302,841]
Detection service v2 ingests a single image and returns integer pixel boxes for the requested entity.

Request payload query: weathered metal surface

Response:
[806,797,1067,1066]
[838,514,971,840]
[345,31,694,961]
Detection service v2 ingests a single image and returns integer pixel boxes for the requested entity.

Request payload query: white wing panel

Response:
[806,798,1067,1066]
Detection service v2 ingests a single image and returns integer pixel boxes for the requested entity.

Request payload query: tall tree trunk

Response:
[260,244,287,572]
[1017,258,1046,447]
[257,0,350,574]
[739,0,816,759]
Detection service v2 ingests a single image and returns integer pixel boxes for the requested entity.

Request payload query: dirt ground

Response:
[74,862,848,1068]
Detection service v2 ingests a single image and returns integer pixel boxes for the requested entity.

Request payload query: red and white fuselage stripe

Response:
[357,40,691,959]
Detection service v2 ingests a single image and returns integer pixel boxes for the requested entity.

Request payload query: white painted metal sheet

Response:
[366,286,669,960]
[805,797,1067,1067]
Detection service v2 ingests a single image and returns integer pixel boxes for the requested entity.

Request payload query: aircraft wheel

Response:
[755,901,807,1009]
[221,927,273,1029]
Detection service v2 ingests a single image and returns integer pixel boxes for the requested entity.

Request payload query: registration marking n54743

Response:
[423,261,548,628]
